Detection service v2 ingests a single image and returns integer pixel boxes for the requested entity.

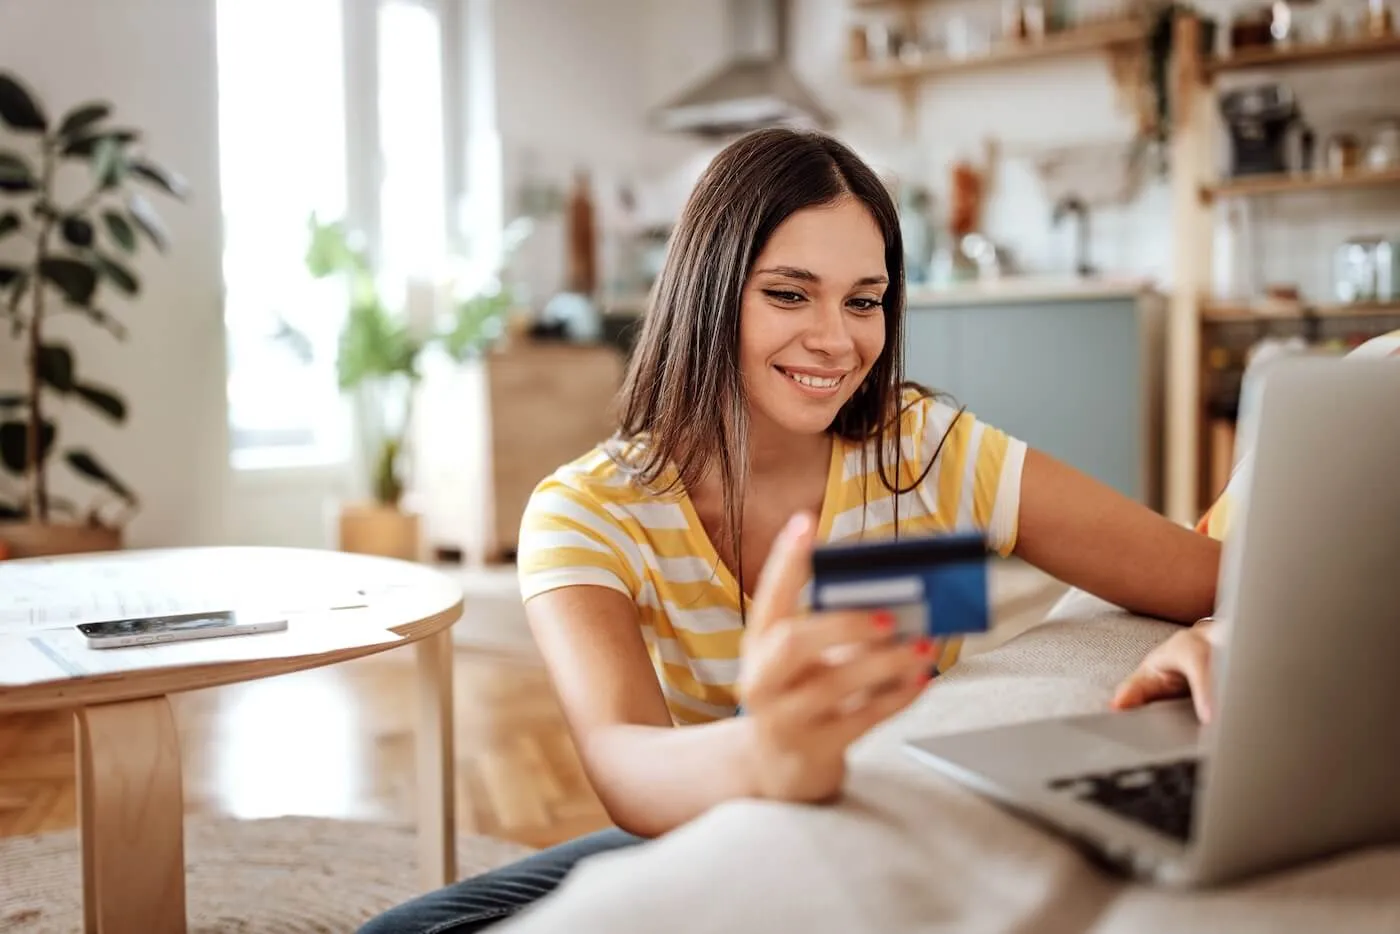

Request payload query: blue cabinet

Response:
[902,290,1164,509]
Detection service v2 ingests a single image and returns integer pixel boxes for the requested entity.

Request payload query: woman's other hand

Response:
[736,512,935,804]
[1111,617,1222,724]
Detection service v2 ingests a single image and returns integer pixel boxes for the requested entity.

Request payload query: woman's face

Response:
[738,195,888,439]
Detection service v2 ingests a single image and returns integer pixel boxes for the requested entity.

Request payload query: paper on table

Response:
[0,613,405,687]
[0,560,375,636]
[0,635,71,686]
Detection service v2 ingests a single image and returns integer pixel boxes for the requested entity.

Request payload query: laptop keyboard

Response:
[1047,758,1199,842]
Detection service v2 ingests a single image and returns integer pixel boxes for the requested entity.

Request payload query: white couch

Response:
[496,589,1400,933]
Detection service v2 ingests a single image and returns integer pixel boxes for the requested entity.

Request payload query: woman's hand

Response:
[1111,617,1222,724]
[736,512,936,804]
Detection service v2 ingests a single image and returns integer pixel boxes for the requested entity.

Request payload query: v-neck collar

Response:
[673,435,846,612]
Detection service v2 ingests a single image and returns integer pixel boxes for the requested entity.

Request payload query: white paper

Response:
[0,553,383,636]
[0,614,406,686]
[0,634,71,685]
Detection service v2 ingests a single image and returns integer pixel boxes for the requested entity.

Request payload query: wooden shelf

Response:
[850,20,1147,83]
[1202,301,1400,323]
[1202,166,1400,200]
[1206,33,1400,77]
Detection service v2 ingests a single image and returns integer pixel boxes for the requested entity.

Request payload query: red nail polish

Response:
[913,637,934,655]
[872,611,895,630]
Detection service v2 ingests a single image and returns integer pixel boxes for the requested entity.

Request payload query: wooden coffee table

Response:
[0,546,465,934]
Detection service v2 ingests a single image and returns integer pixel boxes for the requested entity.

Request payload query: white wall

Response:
[492,0,676,304]
[0,0,229,549]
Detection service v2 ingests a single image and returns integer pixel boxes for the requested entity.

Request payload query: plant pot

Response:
[0,521,124,559]
[336,501,421,562]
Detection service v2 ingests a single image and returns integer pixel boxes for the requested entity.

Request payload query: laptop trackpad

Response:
[1067,699,1202,756]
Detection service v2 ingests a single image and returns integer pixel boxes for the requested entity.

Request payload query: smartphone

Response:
[77,610,288,649]
[811,531,991,640]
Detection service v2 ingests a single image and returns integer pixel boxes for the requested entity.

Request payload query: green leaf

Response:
[0,418,56,473]
[38,257,98,305]
[336,297,420,390]
[65,449,136,504]
[102,211,136,252]
[0,211,20,240]
[0,73,47,133]
[61,216,95,248]
[129,159,189,199]
[92,136,128,189]
[36,343,75,393]
[56,102,111,139]
[0,150,34,187]
[73,382,126,422]
[94,253,139,295]
[127,193,167,251]
[61,130,139,158]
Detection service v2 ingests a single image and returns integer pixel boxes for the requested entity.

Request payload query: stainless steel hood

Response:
[651,0,832,137]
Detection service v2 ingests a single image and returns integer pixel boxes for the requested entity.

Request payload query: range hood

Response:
[651,0,832,137]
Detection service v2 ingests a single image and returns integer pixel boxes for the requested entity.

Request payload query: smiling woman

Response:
[361,128,1222,934]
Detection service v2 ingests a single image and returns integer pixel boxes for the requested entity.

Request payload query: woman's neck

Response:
[743,415,831,484]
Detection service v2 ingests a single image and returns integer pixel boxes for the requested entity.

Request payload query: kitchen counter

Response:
[906,274,1160,307]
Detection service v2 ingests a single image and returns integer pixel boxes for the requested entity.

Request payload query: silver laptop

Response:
[904,356,1400,888]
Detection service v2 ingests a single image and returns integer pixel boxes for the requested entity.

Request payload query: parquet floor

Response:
[0,561,1065,851]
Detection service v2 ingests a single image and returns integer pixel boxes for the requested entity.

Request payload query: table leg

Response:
[75,695,186,934]
[415,627,457,889]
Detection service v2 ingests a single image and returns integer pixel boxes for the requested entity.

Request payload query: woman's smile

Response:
[774,365,847,398]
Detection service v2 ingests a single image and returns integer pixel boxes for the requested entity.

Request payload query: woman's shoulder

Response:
[525,438,669,521]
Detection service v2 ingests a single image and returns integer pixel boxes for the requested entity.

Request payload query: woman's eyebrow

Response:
[755,266,888,287]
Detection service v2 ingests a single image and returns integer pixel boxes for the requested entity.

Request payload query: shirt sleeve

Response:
[516,476,642,603]
[911,394,1027,557]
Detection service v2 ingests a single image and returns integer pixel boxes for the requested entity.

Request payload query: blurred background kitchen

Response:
[5,0,1399,568]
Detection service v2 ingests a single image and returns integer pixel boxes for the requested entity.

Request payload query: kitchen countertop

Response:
[599,276,1161,317]
[906,275,1161,307]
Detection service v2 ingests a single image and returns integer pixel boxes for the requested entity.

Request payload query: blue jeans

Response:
[357,828,643,933]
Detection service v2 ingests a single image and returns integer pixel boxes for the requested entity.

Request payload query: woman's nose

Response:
[803,302,855,356]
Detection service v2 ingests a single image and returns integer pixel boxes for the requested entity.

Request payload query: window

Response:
[216,0,476,472]
[378,0,448,305]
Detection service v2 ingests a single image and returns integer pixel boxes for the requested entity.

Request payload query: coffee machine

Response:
[1220,84,1309,177]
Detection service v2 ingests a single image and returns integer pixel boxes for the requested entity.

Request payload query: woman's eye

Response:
[763,289,805,304]
[848,297,883,312]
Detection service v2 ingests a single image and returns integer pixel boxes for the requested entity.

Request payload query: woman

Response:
[360,128,1221,934]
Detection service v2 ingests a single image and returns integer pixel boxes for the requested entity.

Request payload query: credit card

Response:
[810,531,991,639]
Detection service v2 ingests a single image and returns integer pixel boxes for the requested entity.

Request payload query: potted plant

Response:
[303,213,426,560]
[0,71,185,557]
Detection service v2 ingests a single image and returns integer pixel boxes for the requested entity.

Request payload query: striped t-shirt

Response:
[516,390,1028,725]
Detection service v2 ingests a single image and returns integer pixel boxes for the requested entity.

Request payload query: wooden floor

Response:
[0,647,614,851]
[0,561,1065,852]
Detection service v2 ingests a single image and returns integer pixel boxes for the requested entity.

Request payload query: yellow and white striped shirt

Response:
[517,390,1027,725]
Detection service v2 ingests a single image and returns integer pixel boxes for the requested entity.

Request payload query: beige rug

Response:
[0,816,536,933]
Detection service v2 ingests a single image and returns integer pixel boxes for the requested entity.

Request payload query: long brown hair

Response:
[609,128,954,602]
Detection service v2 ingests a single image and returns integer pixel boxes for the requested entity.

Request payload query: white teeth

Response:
[783,370,840,389]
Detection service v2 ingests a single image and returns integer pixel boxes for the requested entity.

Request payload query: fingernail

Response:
[913,637,934,656]
[872,611,894,630]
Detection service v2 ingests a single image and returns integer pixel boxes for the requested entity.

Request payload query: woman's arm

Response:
[525,516,933,837]
[525,584,763,838]
[1013,448,1221,625]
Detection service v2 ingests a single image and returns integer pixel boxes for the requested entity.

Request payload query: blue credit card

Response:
[810,531,991,639]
